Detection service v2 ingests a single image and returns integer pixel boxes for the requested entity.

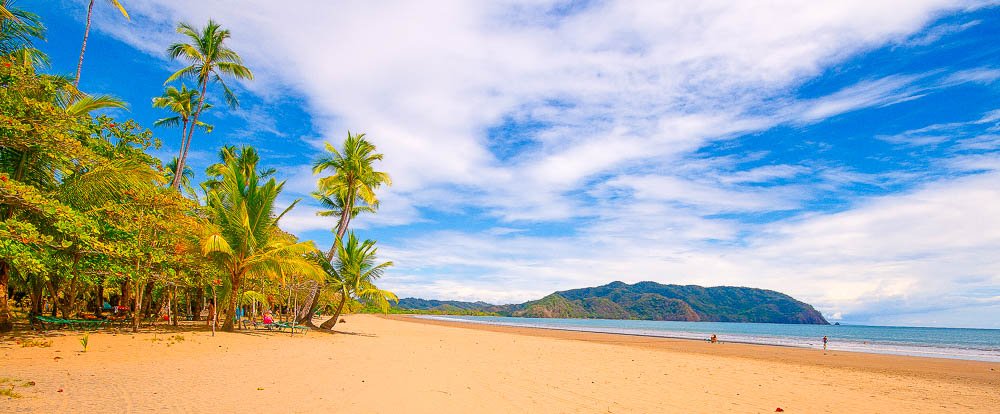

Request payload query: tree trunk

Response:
[222,274,241,332]
[28,280,43,315]
[46,278,59,317]
[75,0,95,86]
[185,289,192,321]
[171,119,190,192]
[318,291,347,330]
[95,283,104,318]
[140,281,154,318]
[132,283,142,333]
[170,285,178,326]
[60,253,82,318]
[0,262,11,332]
[120,278,131,309]
[297,282,322,326]
[172,81,208,190]
[299,197,355,325]
[191,287,203,321]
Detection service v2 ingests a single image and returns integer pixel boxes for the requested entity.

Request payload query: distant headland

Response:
[394,281,829,325]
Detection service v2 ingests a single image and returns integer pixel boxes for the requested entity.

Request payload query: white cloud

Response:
[381,170,1000,327]
[80,0,1000,326]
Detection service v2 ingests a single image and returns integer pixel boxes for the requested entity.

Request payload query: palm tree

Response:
[313,132,391,257]
[299,132,390,325]
[75,0,128,86]
[153,84,212,188]
[201,146,322,332]
[314,190,376,223]
[0,0,44,55]
[319,232,396,330]
[165,20,253,191]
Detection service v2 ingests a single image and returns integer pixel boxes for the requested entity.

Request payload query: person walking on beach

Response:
[822,335,828,350]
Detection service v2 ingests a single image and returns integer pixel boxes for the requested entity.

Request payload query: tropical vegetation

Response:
[0,2,396,333]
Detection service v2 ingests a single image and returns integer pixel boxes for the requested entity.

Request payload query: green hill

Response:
[392,281,828,324]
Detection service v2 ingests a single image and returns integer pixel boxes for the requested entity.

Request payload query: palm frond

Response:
[64,94,127,116]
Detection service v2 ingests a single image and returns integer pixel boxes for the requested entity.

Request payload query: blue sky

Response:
[29,1,1000,328]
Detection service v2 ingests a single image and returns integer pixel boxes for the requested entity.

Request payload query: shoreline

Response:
[391,314,1000,386]
[409,314,1000,362]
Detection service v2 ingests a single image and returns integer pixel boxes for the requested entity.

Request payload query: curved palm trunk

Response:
[75,0,95,86]
[301,198,354,327]
[318,291,347,330]
[172,81,208,190]
[175,118,189,176]
[297,283,322,327]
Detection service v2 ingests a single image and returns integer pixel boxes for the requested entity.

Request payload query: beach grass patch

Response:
[0,385,20,398]
[0,378,27,399]
[17,338,52,348]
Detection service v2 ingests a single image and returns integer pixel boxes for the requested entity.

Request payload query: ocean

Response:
[418,315,1000,362]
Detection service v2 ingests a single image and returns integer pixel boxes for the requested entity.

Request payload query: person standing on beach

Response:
[822,335,828,350]
[207,300,216,328]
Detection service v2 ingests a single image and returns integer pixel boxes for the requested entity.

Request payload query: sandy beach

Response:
[3,315,998,413]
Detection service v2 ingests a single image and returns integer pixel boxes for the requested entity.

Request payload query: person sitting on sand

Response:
[710,334,718,344]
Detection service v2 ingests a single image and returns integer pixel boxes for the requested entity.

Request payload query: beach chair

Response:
[252,320,277,331]
[33,316,104,330]
[274,321,309,334]
[32,315,67,330]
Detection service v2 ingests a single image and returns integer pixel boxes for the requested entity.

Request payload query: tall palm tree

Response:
[75,0,128,86]
[313,190,376,223]
[313,132,391,259]
[299,132,390,325]
[201,146,322,332]
[296,191,378,324]
[153,84,212,187]
[319,232,396,330]
[165,20,253,191]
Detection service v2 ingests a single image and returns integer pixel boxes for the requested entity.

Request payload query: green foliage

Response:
[79,333,89,352]
[313,133,391,237]
[361,305,498,317]
[513,294,588,318]
[392,282,828,324]
[506,281,829,324]
[0,0,45,55]
[166,20,253,107]
[201,146,323,331]
[0,8,396,336]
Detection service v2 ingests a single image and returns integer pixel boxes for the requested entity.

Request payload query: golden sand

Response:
[2,314,997,413]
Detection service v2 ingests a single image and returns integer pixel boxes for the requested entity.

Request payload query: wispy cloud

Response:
[78,0,1000,327]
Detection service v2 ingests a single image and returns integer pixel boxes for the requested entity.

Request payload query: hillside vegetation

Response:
[394,281,828,324]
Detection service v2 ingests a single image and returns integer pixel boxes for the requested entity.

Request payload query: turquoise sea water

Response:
[418,315,1000,362]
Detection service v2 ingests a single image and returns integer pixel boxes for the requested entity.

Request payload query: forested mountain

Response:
[395,281,828,324]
